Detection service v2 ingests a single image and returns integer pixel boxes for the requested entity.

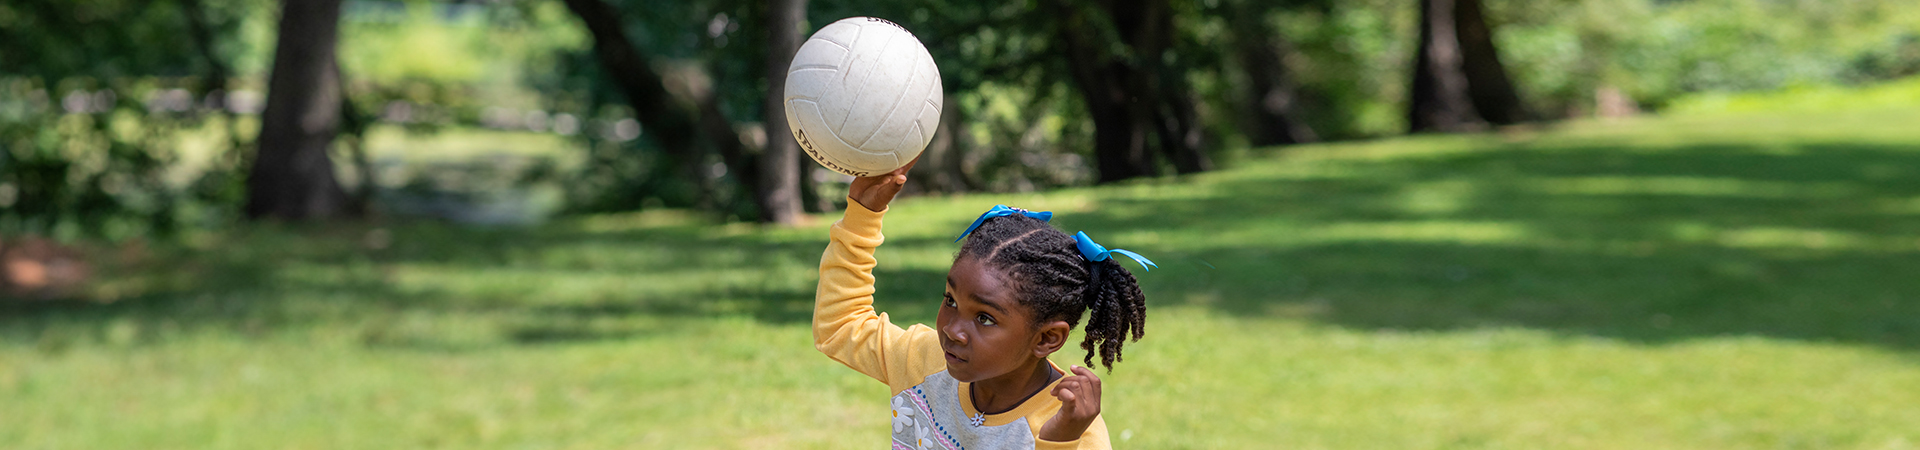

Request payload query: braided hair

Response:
[957,214,1147,372]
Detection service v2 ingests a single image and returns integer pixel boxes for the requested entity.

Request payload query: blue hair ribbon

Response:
[955,205,1053,242]
[1075,231,1156,272]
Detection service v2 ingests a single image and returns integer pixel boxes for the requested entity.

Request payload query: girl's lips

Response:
[944,351,966,364]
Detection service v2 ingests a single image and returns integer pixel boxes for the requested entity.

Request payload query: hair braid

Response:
[957,214,1149,372]
[1080,260,1145,369]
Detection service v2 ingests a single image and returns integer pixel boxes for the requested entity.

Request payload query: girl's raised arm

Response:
[811,160,942,392]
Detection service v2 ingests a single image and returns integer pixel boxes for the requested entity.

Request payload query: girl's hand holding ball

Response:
[848,156,918,212]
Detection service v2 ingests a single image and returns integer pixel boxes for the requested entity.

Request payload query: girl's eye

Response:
[943,294,956,308]
[977,314,996,326]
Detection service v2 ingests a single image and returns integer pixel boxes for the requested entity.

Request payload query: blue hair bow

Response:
[1075,231,1156,272]
[955,205,1053,242]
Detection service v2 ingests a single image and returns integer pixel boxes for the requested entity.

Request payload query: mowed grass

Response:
[6,107,1920,449]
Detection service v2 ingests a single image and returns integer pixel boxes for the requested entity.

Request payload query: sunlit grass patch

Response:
[1667,75,1920,116]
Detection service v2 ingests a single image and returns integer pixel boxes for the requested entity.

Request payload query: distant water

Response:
[366,154,564,226]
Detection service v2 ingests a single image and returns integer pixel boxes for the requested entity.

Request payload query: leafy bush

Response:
[1491,0,1920,115]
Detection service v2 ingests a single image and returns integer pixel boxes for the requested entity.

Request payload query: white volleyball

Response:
[784,16,943,177]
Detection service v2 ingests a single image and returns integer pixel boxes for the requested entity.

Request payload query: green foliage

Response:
[341,3,491,85]
[1491,0,1920,114]
[2,0,597,238]
[336,1,589,132]
[1268,0,1417,139]
[526,0,761,214]
[5,108,1920,447]
[0,0,265,240]
[951,82,1098,191]
[1,82,177,240]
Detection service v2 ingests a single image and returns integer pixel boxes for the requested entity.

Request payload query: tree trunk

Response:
[1085,82,1156,183]
[1228,3,1317,146]
[1054,0,1211,182]
[1121,0,1210,174]
[246,0,350,220]
[1153,84,1211,173]
[1407,0,1483,133]
[1453,0,1526,125]
[757,0,807,224]
[797,158,831,213]
[1053,0,1157,183]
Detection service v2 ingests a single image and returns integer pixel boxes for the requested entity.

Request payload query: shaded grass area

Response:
[4,109,1920,448]
[1069,139,1920,349]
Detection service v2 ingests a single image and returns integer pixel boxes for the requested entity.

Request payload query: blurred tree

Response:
[1052,0,1152,181]
[757,0,808,224]
[1,0,260,239]
[561,0,794,221]
[1408,0,1525,132]
[1224,0,1318,146]
[247,0,352,220]
[1453,0,1526,124]
[1051,0,1212,182]
[905,92,976,194]
[560,0,724,210]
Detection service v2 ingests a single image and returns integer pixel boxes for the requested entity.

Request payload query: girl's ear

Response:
[1031,320,1072,358]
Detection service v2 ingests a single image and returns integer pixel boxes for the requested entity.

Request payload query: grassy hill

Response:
[5,106,1920,448]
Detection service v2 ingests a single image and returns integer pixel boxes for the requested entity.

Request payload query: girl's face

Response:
[938,256,1051,382]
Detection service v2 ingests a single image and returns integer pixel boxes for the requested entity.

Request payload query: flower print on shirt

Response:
[915,420,939,450]
[893,396,919,436]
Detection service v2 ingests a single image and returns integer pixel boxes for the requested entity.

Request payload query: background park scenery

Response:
[5,0,1920,448]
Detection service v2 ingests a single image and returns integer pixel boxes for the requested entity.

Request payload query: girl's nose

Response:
[942,323,967,345]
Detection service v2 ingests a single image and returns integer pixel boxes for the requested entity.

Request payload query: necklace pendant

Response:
[969,412,985,427]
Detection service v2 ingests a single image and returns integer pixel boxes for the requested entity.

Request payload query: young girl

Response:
[814,161,1151,449]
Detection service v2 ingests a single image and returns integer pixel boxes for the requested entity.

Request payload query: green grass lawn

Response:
[6,107,1920,449]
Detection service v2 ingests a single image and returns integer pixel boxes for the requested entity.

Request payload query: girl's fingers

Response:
[1064,366,1100,417]
[1057,380,1084,399]
[1050,367,1102,420]
[1070,367,1100,400]
[898,154,922,174]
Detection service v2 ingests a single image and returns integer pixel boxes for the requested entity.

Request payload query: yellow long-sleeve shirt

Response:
[814,201,1111,450]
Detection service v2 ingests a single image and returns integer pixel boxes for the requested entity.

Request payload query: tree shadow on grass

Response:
[0,219,957,351]
[1057,140,1920,350]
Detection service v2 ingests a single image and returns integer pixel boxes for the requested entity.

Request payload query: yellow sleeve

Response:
[812,200,946,394]
[1032,412,1111,450]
